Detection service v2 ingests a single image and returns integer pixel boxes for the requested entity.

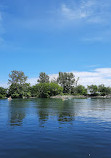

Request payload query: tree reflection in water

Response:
[57,101,75,124]
[34,99,50,127]
[8,98,76,127]
[34,98,76,127]
[8,99,27,126]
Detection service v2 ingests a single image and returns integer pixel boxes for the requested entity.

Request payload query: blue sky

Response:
[1,0,111,87]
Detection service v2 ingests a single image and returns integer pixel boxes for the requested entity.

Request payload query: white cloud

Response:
[27,68,111,87]
[73,68,111,86]
[27,77,38,85]
[0,82,8,88]
[60,0,111,24]
[61,3,89,20]
[1,68,111,88]
[59,0,111,42]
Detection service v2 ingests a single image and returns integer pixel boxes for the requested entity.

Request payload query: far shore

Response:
[50,95,111,99]
[1,95,111,100]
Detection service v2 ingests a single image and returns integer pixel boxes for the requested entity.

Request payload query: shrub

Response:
[31,83,63,98]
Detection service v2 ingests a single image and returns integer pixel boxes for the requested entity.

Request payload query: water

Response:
[0,98,111,158]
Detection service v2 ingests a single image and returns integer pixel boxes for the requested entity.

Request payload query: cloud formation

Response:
[27,68,111,87]
[61,0,111,23]
[0,82,8,88]
[1,68,111,88]
[58,0,111,42]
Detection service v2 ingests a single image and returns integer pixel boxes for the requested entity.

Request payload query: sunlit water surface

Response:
[0,98,111,158]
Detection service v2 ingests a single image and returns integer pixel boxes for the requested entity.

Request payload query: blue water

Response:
[0,98,111,158]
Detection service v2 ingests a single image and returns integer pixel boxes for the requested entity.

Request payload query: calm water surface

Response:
[0,98,111,158]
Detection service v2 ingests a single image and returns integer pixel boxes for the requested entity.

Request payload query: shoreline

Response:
[50,95,111,99]
[1,95,111,100]
[51,95,87,99]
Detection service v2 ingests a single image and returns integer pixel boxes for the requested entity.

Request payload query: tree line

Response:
[0,70,111,98]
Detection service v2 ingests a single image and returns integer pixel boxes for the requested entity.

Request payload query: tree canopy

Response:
[0,87,7,98]
[8,71,30,98]
[57,72,75,94]
[87,85,98,96]
[72,85,87,96]
[37,72,49,83]
[31,83,63,98]
[98,84,111,96]
[8,70,27,85]
[1,70,111,99]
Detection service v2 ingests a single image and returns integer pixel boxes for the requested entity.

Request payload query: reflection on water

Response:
[0,98,111,158]
[8,99,27,126]
[33,99,76,127]
[5,98,111,127]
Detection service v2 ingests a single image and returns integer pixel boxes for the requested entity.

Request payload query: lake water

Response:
[0,98,111,158]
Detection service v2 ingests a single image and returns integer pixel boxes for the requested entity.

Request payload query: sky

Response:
[0,0,111,87]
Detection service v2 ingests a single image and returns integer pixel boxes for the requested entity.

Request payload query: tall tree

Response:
[37,72,49,83]
[57,72,75,93]
[8,70,30,98]
[8,70,27,85]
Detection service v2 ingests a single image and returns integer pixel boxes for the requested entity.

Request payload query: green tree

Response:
[72,85,87,95]
[8,83,31,98]
[30,85,38,97]
[88,85,98,96]
[0,87,7,98]
[37,72,49,83]
[32,83,63,98]
[49,83,63,96]
[8,70,31,98]
[8,70,27,85]
[98,84,111,96]
[57,72,75,94]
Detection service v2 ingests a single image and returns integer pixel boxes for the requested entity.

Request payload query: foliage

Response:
[49,83,63,96]
[87,84,111,96]
[87,85,98,96]
[57,72,75,94]
[32,83,63,98]
[72,85,87,95]
[98,84,111,96]
[3,70,111,99]
[8,83,31,98]
[29,85,38,97]
[8,70,31,98]
[8,70,27,85]
[37,72,49,83]
[0,87,7,98]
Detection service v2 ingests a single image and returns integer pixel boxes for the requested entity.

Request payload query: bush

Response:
[71,85,87,96]
[0,87,7,98]
[0,94,4,98]
[8,83,31,98]
[87,85,98,96]
[98,85,111,96]
[31,83,63,98]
